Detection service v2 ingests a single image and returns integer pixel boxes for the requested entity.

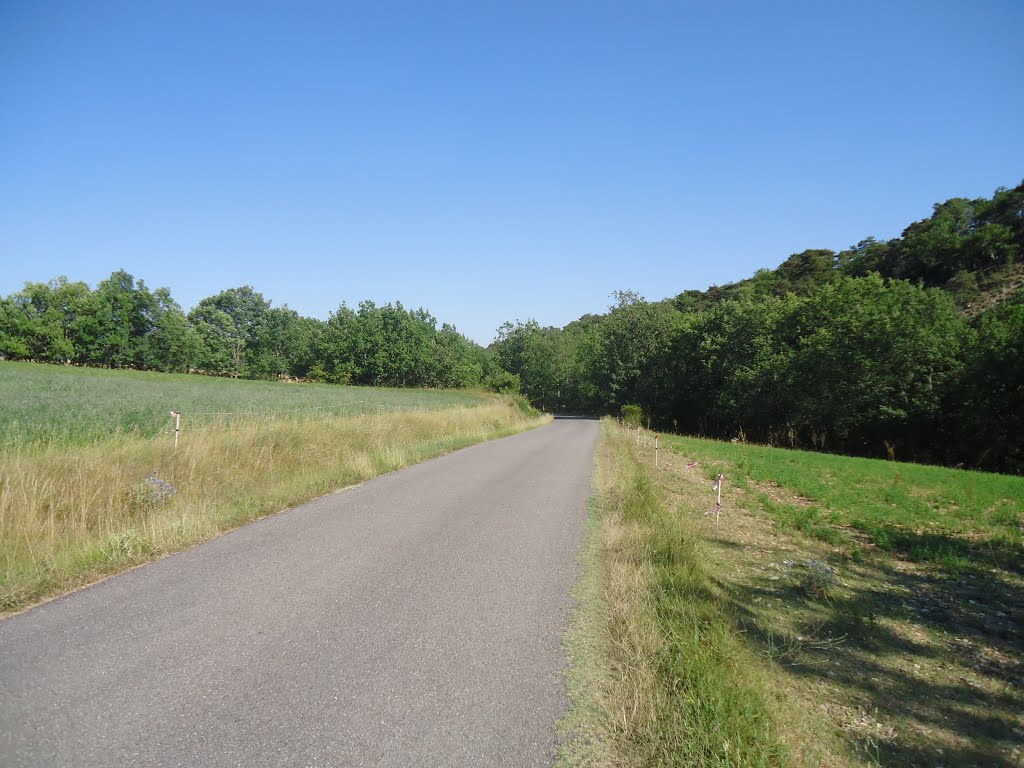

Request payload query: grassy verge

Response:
[581,428,1022,767]
[560,419,822,767]
[1,401,548,615]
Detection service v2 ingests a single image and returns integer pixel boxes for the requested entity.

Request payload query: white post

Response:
[655,434,660,467]
[171,410,181,450]
[636,424,640,446]
[715,473,723,530]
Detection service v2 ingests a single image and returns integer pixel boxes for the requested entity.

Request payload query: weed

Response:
[785,559,838,599]
[131,472,177,509]
[559,420,790,767]
[103,530,149,561]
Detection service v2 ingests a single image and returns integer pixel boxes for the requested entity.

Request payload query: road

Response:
[0,417,599,768]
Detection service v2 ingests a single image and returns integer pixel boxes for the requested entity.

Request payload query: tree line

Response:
[0,272,497,390]
[4,182,1020,471]
[493,183,1023,473]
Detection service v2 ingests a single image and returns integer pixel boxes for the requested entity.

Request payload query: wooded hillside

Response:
[494,182,1024,473]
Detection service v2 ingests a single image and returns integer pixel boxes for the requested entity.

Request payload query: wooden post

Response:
[636,424,641,446]
[655,434,660,467]
[715,473,724,530]
[170,410,181,450]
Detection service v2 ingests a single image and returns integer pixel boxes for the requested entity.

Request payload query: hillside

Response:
[493,182,1024,474]
[673,181,1024,314]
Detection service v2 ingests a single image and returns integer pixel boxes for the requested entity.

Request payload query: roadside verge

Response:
[1,400,549,617]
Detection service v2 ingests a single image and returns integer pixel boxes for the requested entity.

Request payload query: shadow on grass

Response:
[863,526,1024,575]
[709,549,1023,767]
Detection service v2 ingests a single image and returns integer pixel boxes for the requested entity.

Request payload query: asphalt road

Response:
[0,417,599,768]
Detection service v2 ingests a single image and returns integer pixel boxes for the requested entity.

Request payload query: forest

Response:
[492,183,1024,473]
[2,182,1021,472]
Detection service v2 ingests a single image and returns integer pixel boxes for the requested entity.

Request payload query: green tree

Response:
[590,292,681,419]
[2,278,96,362]
[782,275,968,456]
[188,286,272,377]
[947,298,1024,472]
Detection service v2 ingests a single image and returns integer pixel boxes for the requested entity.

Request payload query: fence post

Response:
[714,473,724,530]
[170,410,181,450]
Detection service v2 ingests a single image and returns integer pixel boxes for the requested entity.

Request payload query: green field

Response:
[0,361,484,449]
[663,434,1023,571]
[584,426,1023,766]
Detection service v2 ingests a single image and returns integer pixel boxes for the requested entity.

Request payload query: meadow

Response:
[663,435,1022,571]
[0,362,545,614]
[0,361,482,449]
[561,422,1023,767]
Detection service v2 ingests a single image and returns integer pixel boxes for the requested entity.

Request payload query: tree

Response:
[671,295,794,441]
[188,286,272,377]
[782,275,968,456]
[3,280,76,362]
[591,292,681,419]
[947,298,1024,472]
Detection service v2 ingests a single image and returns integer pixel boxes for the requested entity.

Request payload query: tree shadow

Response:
[707,547,1023,767]
[866,526,1024,575]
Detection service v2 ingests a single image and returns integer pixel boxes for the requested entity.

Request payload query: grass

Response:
[0,362,547,615]
[597,427,1022,767]
[663,435,1023,573]
[559,420,803,767]
[562,422,1023,767]
[0,361,484,449]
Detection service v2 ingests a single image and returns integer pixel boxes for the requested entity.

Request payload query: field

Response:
[0,362,545,614]
[561,422,1023,767]
[0,361,483,449]
[668,435,1023,571]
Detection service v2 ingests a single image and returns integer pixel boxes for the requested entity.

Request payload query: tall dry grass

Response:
[0,402,547,614]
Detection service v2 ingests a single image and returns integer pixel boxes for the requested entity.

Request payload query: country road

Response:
[0,417,600,768]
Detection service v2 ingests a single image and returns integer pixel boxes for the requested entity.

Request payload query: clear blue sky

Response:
[2,1,1022,344]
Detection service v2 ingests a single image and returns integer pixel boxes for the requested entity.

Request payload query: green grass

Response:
[664,435,1024,571]
[559,421,792,767]
[0,361,484,449]
[566,424,1023,767]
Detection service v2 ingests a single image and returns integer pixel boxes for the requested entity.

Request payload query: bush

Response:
[621,403,644,427]
[484,369,521,395]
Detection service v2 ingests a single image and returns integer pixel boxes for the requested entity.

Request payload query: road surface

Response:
[0,417,599,767]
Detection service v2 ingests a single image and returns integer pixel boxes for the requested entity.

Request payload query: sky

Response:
[2,1,1022,345]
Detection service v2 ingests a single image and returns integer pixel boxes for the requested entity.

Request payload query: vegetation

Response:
[0,275,495,389]
[0,369,547,615]
[560,420,798,766]
[662,429,1024,766]
[0,361,483,449]
[562,421,1023,766]
[662,434,1022,572]
[5,182,1020,471]
[494,182,1024,473]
